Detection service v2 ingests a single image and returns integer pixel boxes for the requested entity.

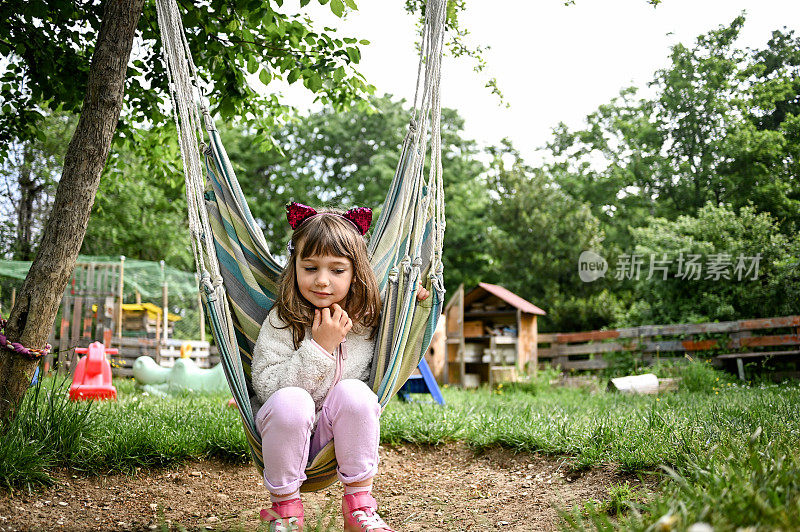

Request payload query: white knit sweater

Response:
[251,311,376,412]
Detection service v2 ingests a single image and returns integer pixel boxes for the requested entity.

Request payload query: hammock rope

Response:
[155,0,446,491]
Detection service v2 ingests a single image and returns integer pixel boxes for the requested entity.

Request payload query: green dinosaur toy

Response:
[132,355,229,396]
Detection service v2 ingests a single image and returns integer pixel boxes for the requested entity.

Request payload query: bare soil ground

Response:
[0,443,650,531]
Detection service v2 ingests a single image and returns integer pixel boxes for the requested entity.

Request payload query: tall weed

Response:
[0,375,96,490]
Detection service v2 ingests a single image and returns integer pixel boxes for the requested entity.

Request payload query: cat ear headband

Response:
[286,202,372,236]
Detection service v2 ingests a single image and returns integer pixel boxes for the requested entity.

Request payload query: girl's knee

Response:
[328,379,379,416]
[257,387,315,433]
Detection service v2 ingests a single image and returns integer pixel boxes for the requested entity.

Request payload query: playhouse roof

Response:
[464,282,546,315]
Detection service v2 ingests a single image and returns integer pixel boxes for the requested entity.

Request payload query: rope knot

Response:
[0,317,51,360]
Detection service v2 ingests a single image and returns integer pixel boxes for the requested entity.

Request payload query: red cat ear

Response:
[343,207,372,236]
[286,202,317,229]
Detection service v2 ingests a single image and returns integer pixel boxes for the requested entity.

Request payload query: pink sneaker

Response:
[342,492,396,532]
[260,498,304,531]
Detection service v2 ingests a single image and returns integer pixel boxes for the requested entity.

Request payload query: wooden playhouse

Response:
[443,282,546,387]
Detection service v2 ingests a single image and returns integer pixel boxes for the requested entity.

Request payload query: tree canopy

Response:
[0,0,379,151]
[549,18,800,253]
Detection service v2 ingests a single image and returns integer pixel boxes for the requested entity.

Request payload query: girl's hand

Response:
[417,282,430,302]
[312,303,353,354]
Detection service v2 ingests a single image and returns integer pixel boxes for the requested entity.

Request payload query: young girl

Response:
[252,202,429,532]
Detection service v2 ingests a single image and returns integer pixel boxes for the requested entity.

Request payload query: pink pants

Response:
[255,379,381,495]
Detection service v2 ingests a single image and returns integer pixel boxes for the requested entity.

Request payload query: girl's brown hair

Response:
[273,207,381,349]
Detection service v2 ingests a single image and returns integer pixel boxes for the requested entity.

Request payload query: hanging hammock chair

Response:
[155,0,446,492]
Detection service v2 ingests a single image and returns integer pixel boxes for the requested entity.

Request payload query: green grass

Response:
[382,363,800,529]
[2,362,798,529]
[0,375,94,491]
[0,376,249,489]
[83,379,250,472]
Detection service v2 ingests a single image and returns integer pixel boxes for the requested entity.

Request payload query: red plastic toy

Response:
[69,342,118,401]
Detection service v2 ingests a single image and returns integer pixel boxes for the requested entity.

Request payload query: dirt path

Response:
[0,443,645,531]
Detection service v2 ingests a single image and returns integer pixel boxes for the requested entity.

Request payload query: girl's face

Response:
[296,253,354,309]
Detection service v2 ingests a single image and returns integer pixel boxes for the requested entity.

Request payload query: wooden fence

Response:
[538,315,800,379]
[48,261,216,377]
[107,338,218,378]
[50,262,121,373]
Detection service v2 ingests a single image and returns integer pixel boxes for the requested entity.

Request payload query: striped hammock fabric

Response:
[155,0,446,492]
[202,122,444,491]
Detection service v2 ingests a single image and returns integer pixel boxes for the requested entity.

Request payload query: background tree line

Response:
[2,16,798,333]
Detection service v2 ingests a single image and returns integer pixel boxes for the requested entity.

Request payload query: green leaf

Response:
[344,0,357,9]
[345,47,360,64]
[305,72,323,92]
[333,66,346,83]
[287,69,300,84]
[247,56,259,75]
[300,0,311,5]
[259,69,272,86]
[330,0,345,17]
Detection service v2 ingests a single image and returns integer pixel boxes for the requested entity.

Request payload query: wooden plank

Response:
[537,333,557,343]
[538,347,557,359]
[464,310,519,318]
[739,316,800,330]
[635,321,737,337]
[680,339,719,351]
[101,296,115,346]
[111,336,159,347]
[557,341,637,356]
[740,334,800,348]
[97,265,106,296]
[81,280,94,341]
[555,330,620,343]
[104,265,114,295]
[640,337,798,353]
[716,350,800,360]
[162,338,212,349]
[76,264,86,295]
[58,296,72,373]
[69,297,84,371]
[627,316,800,338]
[640,340,691,352]
[552,355,569,368]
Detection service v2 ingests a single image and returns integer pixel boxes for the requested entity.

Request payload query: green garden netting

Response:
[0,255,205,340]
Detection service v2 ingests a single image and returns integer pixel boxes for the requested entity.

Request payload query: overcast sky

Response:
[280,0,800,164]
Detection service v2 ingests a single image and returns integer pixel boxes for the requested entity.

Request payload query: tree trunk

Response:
[0,0,145,425]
